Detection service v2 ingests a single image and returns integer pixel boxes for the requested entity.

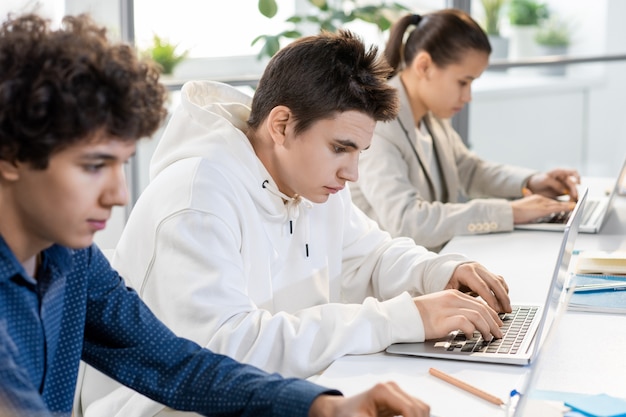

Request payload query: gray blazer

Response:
[351,75,537,251]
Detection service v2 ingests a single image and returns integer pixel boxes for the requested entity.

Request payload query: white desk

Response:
[316,190,626,417]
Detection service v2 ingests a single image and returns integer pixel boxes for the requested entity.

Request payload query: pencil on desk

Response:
[428,367,504,406]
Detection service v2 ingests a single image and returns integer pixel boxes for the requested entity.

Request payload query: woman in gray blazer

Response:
[351,9,579,252]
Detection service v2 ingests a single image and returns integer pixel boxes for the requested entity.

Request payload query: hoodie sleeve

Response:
[339,187,470,302]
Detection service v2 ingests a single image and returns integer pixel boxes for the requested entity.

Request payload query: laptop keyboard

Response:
[442,306,538,355]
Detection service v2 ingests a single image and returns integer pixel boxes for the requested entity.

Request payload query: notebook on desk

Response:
[386,189,586,366]
[515,156,626,233]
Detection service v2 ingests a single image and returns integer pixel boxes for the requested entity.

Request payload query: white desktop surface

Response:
[316,353,528,417]
[316,185,626,417]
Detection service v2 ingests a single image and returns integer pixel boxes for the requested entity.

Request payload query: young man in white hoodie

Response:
[80,30,512,416]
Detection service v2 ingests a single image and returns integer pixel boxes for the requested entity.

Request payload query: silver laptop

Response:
[386,189,586,366]
[516,156,626,233]
[509,287,574,417]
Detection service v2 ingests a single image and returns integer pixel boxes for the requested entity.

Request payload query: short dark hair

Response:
[247,29,398,136]
[385,9,492,76]
[0,13,168,169]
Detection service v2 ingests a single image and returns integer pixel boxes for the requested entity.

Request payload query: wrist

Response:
[522,176,534,195]
[309,394,341,417]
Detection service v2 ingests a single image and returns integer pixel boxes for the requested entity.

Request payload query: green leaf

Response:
[251,34,267,46]
[258,0,278,18]
[304,15,322,25]
[144,34,189,75]
[329,9,350,24]
[352,4,408,31]
[320,21,338,32]
[265,36,281,57]
[287,16,304,23]
[508,0,549,26]
[309,0,328,11]
[280,30,302,39]
[252,0,414,60]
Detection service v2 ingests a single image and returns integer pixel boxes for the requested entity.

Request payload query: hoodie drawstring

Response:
[262,180,312,257]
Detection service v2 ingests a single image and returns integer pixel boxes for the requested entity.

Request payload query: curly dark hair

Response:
[248,29,398,136]
[0,13,168,169]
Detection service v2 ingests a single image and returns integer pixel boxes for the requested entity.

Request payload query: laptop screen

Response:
[527,187,585,363]
[512,189,586,416]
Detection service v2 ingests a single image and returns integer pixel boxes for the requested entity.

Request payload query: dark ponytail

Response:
[384,9,491,77]
[385,14,422,75]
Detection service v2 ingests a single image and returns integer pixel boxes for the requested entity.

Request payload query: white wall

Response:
[585,0,626,175]
[468,0,626,178]
[469,76,588,172]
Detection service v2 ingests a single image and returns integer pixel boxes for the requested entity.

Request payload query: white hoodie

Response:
[79,80,470,417]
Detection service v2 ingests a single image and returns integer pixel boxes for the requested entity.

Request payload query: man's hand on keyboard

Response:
[444,262,512,314]
[414,289,504,342]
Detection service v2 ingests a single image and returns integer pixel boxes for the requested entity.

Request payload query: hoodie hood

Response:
[150,80,313,255]
[150,80,253,180]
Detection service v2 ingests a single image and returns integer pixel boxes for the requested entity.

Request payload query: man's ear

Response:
[265,106,291,146]
[0,159,20,181]
[412,51,433,80]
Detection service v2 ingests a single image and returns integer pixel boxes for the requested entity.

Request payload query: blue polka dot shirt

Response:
[0,236,337,416]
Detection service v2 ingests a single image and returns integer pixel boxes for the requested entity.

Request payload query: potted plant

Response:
[482,0,505,36]
[480,0,508,65]
[507,0,549,60]
[508,0,548,26]
[252,0,410,60]
[143,34,189,76]
[535,16,571,75]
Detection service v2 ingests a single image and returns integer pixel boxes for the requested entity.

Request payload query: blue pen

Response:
[506,389,522,417]
[571,282,626,293]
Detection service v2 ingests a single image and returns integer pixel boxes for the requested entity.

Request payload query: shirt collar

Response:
[0,234,30,284]
[0,235,75,285]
